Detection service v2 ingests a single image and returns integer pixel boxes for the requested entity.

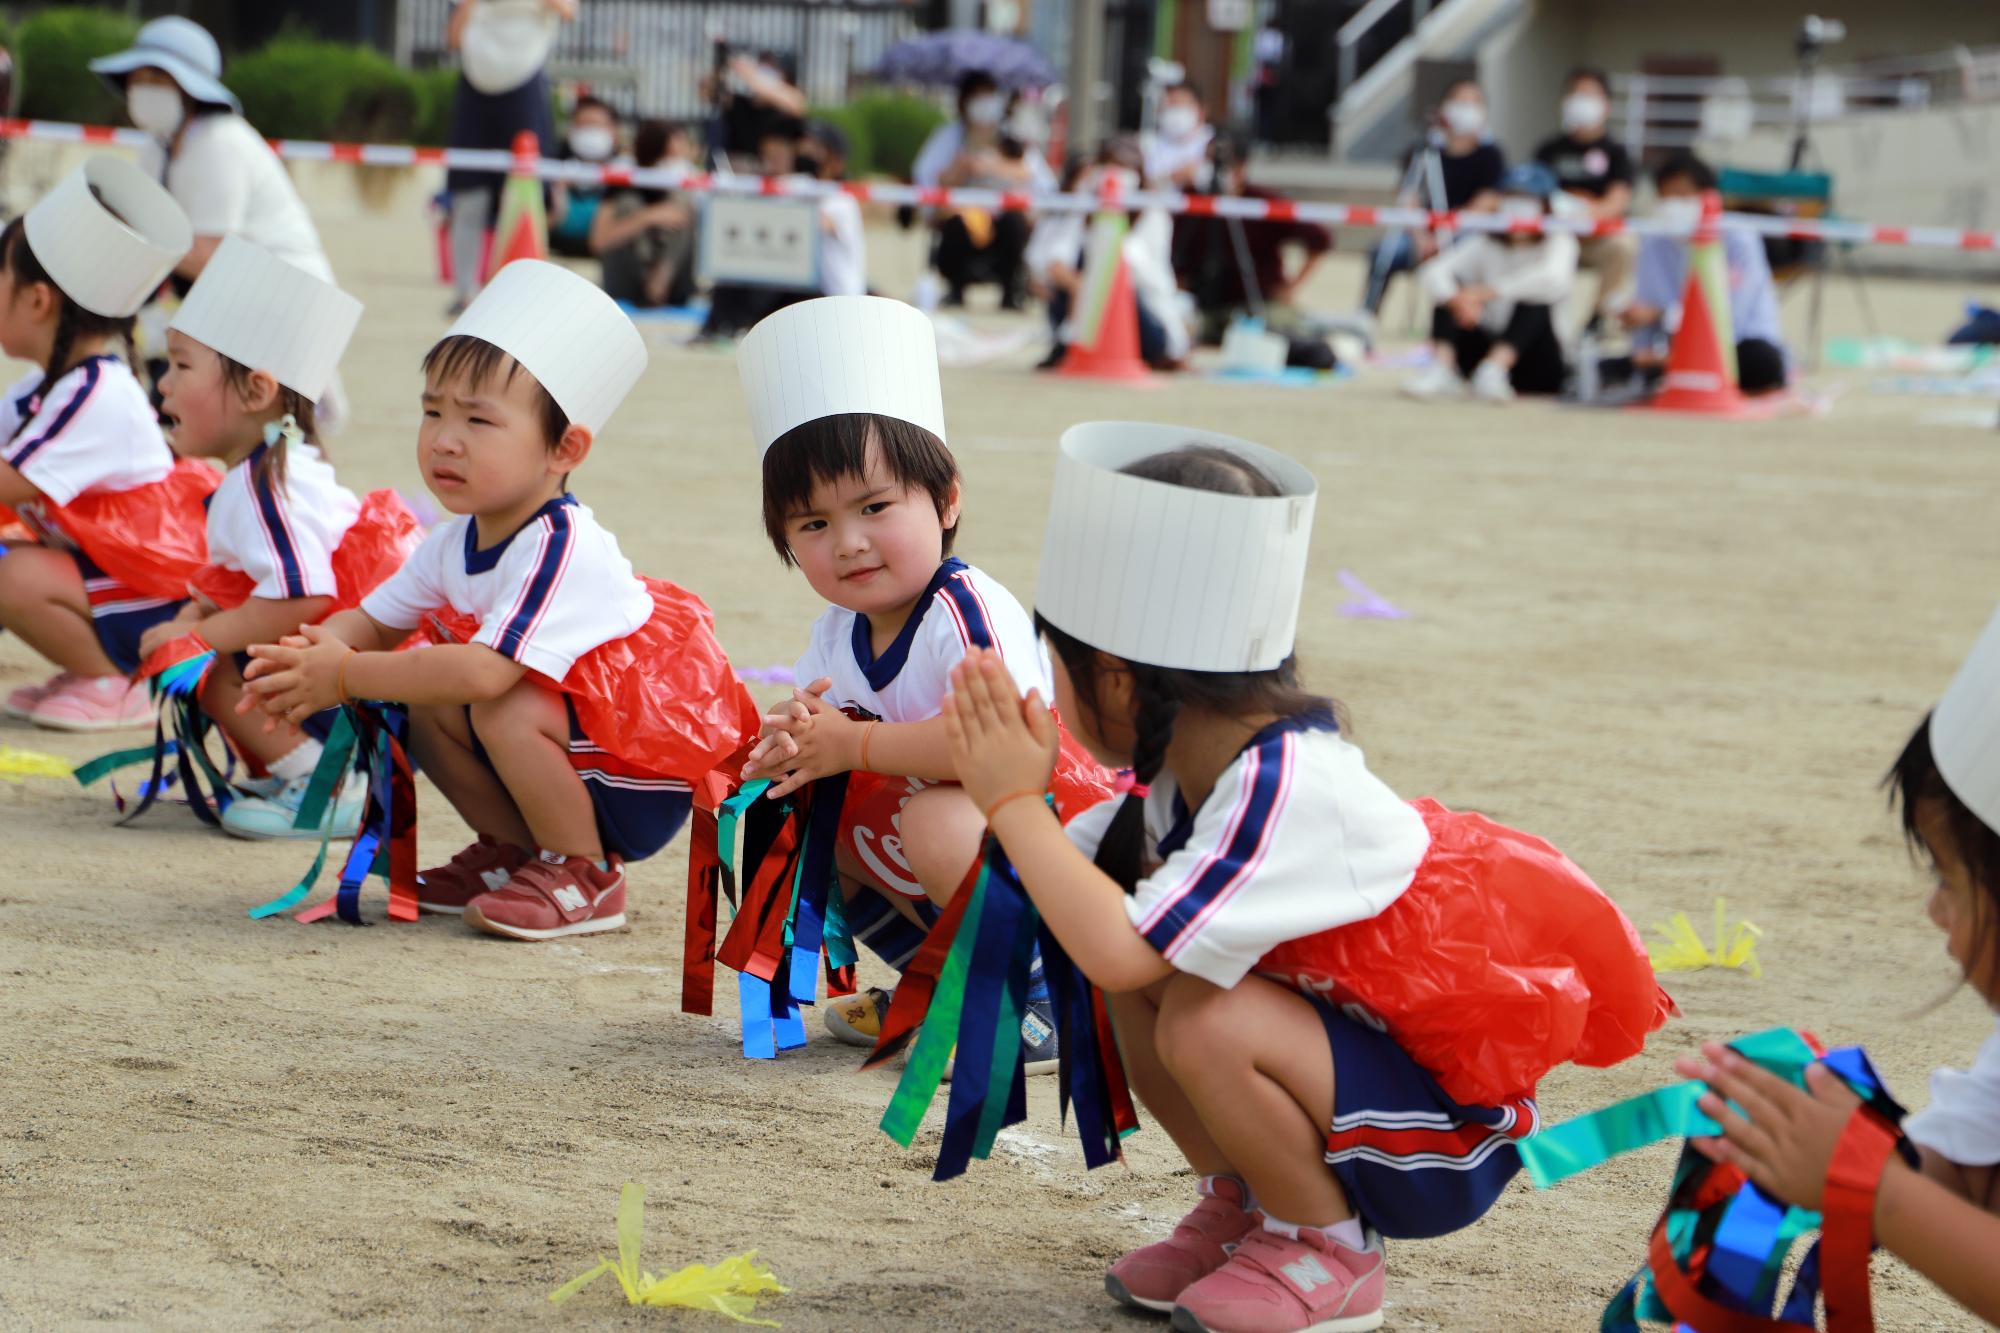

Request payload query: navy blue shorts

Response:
[467,697,690,863]
[1308,994,1533,1239]
[73,549,184,674]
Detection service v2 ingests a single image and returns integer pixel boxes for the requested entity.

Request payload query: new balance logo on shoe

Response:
[552,886,589,914]
[479,867,512,892]
[1280,1255,1337,1294]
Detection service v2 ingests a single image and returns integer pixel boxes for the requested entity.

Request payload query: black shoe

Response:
[942,289,967,308]
[1034,343,1069,372]
[1020,998,1058,1076]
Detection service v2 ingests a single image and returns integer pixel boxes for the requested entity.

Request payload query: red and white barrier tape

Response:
[5,116,1995,253]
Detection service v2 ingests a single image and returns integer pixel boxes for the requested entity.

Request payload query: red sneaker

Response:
[1106,1176,1256,1313]
[416,836,531,915]
[464,851,626,941]
[1171,1222,1386,1333]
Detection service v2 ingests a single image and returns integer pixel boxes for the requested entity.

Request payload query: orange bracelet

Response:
[858,720,879,772]
[982,788,1046,823]
[335,649,356,706]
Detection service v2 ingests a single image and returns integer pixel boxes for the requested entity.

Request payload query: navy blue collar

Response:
[1156,706,1339,858]
[850,557,968,691]
[18,354,118,418]
[464,493,576,574]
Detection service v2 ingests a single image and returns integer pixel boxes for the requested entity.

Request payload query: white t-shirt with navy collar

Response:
[792,557,1051,723]
[205,439,361,601]
[0,358,174,522]
[361,494,651,682]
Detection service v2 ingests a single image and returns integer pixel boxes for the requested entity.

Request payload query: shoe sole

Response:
[1171,1306,1383,1333]
[221,820,362,843]
[1104,1275,1176,1314]
[463,905,627,942]
[4,701,45,721]
[940,1054,1058,1083]
[31,713,154,733]
[416,901,468,916]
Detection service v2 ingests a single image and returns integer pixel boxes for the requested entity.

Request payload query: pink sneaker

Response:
[30,674,152,732]
[5,671,72,720]
[1107,1177,1257,1313]
[463,851,626,941]
[1171,1223,1386,1333]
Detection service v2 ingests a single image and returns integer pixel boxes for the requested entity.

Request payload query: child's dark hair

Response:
[421,334,570,447]
[1653,151,1717,194]
[1,215,138,438]
[1888,714,2000,983]
[217,355,320,491]
[1035,444,1337,896]
[761,412,959,565]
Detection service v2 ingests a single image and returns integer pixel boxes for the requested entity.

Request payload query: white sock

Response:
[267,739,324,783]
[1262,1214,1366,1250]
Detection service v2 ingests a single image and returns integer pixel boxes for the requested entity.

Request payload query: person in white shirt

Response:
[801,122,866,298]
[911,71,1053,309]
[1405,160,1580,403]
[1143,80,1215,188]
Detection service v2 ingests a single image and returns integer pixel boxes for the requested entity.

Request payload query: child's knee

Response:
[899,785,985,888]
[468,677,564,742]
[1153,974,1239,1076]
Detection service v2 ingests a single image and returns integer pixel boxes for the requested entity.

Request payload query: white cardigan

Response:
[1418,231,1580,333]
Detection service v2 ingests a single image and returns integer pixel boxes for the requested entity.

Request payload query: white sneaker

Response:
[1470,359,1517,403]
[1400,362,1464,401]
[220,775,366,841]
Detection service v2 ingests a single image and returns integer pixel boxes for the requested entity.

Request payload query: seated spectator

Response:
[1620,152,1789,395]
[912,70,1050,308]
[1405,162,1579,403]
[1143,79,1214,188]
[1361,78,1504,317]
[591,119,696,309]
[799,121,865,297]
[1170,130,1331,349]
[697,122,821,339]
[1534,68,1638,322]
[550,94,620,259]
[1029,141,1187,372]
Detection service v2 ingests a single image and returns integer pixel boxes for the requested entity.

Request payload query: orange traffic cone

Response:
[484,129,549,281]
[1647,190,1749,416]
[1061,250,1151,382]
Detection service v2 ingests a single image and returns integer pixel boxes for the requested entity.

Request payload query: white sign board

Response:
[697,195,822,289]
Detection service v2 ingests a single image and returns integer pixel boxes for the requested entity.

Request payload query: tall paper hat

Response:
[737,295,946,455]
[442,260,646,434]
[1935,604,2000,834]
[1037,422,1318,673]
[169,236,362,403]
[24,157,192,318]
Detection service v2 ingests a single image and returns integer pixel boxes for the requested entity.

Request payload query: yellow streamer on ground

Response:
[1649,897,1763,978]
[0,746,73,783]
[549,1183,787,1324]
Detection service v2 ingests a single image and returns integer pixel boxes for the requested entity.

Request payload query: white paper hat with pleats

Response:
[1037,421,1318,673]
[24,156,192,318]
[737,295,947,454]
[169,236,362,403]
[442,259,647,434]
[1935,603,2000,833]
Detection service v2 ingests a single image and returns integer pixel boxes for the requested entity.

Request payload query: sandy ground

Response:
[3,195,1999,1332]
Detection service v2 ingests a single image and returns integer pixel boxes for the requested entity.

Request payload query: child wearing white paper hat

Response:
[243,260,756,941]
[140,235,419,840]
[944,422,1666,1333]
[0,157,220,733]
[1674,605,2000,1328]
[733,295,1111,1061]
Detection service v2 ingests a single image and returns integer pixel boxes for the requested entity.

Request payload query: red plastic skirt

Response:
[1,458,218,601]
[426,576,760,784]
[187,489,422,616]
[1255,798,1674,1108]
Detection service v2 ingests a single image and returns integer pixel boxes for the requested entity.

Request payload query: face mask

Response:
[569,125,616,161]
[1005,113,1045,146]
[1159,105,1201,139]
[966,94,1004,127]
[1655,196,1702,231]
[1441,100,1485,136]
[1561,92,1607,133]
[128,84,185,139]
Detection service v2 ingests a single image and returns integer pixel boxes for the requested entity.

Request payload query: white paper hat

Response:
[169,236,362,404]
[1935,603,2000,833]
[442,260,647,434]
[736,295,946,455]
[24,157,192,318]
[1037,421,1318,673]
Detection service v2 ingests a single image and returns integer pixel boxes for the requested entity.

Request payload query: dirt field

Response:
[3,196,1998,1331]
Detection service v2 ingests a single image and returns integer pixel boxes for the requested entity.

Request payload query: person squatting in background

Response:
[1359,77,1505,320]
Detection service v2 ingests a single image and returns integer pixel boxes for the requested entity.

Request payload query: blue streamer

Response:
[935,870,1027,1179]
[1708,1182,1789,1310]
[739,972,776,1059]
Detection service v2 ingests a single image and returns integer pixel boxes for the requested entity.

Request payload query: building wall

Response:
[1570,0,2000,80]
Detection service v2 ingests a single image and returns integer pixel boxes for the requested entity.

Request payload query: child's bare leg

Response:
[898,784,987,907]
[1109,980,1237,1177]
[1154,971,1353,1226]
[408,700,534,849]
[203,657,303,766]
[467,678,601,859]
[0,546,120,676]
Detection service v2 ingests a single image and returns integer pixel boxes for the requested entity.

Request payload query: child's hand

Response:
[943,648,1058,814]
[1675,1041,1867,1209]
[242,622,352,729]
[741,677,857,799]
[137,602,207,660]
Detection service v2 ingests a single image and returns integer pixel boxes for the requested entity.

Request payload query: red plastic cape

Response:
[1257,799,1674,1108]
[0,459,218,601]
[426,576,759,782]
[187,489,422,615]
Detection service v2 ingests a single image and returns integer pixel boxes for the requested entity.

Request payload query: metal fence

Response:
[396,0,929,120]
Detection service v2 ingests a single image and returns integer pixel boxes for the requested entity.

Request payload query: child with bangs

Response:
[732,295,1110,1064]
[245,260,755,941]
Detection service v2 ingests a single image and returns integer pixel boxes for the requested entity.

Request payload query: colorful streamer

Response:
[0,746,73,782]
[1651,898,1764,978]
[549,1183,787,1323]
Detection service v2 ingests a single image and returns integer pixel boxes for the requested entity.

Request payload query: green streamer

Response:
[880,868,988,1146]
[73,743,161,787]
[291,710,356,829]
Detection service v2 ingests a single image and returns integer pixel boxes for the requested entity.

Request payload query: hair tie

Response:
[262,412,304,451]
[1113,771,1150,799]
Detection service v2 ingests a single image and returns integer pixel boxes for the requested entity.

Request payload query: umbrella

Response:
[875,30,1057,90]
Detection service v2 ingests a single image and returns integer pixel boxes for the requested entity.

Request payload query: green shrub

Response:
[851,91,946,180]
[807,102,875,179]
[15,6,138,124]
[411,67,459,146]
[225,36,419,144]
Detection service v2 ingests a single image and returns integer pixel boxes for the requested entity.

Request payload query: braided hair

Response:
[1,216,139,440]
[1036,444,1339,894]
